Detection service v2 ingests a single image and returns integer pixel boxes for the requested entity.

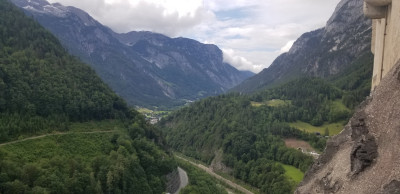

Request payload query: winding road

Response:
[175,155,254,194]
[1,132,252,194]
[174,167,189,194]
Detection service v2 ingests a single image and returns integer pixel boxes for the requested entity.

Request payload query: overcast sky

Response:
[48,0,341,73]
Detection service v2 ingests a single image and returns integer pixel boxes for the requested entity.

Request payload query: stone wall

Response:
[364,0,400,89]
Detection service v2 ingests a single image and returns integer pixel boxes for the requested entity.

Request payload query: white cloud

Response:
[48,0,341,73]
[48,0,211,36]
[280,40,295,53]
[222,48,261,72]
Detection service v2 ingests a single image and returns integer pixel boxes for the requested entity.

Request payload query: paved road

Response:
[175,155,253,194]
[174,167,189,194]
[0,130,116,147]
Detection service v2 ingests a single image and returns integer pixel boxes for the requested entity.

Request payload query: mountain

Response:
[0,0,180,193]
[10,0,253,109]
[0,0,129,140]
[232,0,371,93]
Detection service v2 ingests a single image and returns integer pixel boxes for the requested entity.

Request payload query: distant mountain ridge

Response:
[232,0,371,93]
[11,0,253,109]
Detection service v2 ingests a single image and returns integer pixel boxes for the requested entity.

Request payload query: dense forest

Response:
[0,117,176,193]
[0,0,178,193]
[159,53,373,193]
[0,0,129,143]
[177,159,228,194]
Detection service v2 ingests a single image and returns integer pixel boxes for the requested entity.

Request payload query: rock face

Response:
[11,0,253,108]
[232,0,371,93]
[296,60,400,194]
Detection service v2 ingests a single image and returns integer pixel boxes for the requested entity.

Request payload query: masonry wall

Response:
[365,0,400,89]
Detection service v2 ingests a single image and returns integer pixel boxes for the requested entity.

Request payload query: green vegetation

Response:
[267,99,291,107]
[0,1,177,193]
[281,164,304,185]
[160,69,373,193]
[330,53,373,109]
[137,107,170,120]
[175,152,259,194]
[0,120,176,193]
[68,120,125,132]
[289,121,344,136]
[160,78,346,193]
[0,0,129,143]
[251,99,291,107]
[177,159,228,194]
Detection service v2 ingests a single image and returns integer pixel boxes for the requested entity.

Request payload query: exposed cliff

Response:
[232,0,371,93]
[296,60,400,194]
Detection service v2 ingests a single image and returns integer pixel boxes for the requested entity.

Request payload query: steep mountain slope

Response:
[0,0,128,141]
[233,0,371,93]
[11,0,253,109]
[0,0,177,193]
[296,60,400,194]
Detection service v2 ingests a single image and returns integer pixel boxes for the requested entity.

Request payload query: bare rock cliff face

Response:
[296,60,400,194]
[233,0,371,93]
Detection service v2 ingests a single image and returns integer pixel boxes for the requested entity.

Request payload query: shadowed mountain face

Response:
[11,0,253,109]
[232,0,371,93]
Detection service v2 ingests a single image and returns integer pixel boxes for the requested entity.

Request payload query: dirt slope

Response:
[296,60,400,194]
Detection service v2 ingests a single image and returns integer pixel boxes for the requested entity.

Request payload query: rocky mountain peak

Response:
[232,0,371,93]
[325,0,366,36]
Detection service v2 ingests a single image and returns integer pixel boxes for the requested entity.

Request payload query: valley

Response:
[0,0,386,193]
[11,0,253,110]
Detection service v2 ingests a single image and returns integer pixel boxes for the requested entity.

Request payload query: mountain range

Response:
[11,0,253,109]
[232,0,371,93]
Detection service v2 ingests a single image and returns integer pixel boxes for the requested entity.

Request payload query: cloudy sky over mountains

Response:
[48,0,340,72]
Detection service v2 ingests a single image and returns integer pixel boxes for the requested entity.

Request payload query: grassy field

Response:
[289,121,344,136]
[331,99,351,112]
[251,99,291,107]
[281,163,304,185]
[137,107,154,114]
[137,107,171,119]
[284,138,315,152]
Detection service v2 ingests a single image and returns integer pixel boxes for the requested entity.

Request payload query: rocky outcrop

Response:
[232,0,371,93]
[11,0,253,108]
[296,60,400,194]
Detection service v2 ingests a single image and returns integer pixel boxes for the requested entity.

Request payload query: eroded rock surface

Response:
[296,60,400,193]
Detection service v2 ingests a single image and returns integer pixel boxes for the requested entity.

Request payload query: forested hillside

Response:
[0,0,130,142]
[0,0,177,193]
[159,53,373,193]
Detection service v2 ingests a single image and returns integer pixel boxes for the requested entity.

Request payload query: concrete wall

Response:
[364,0,400,89]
